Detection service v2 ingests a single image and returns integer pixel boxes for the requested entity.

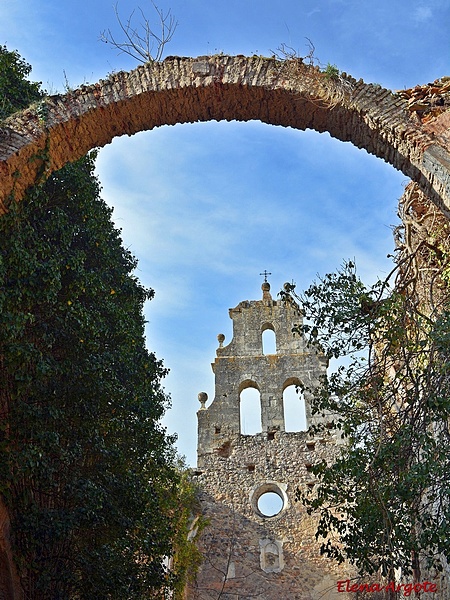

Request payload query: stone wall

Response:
[189,284,355,599]
[189,430,354,600]
[197,284,329,465]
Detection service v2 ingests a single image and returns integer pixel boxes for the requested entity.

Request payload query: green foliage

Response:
[0,46,199,598]
[0,154,176,597]
[0,45,42,119]
[283,262,450,577]
[169,469,205,598]
[322,63,340,80]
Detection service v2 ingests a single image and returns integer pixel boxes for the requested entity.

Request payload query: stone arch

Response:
[238,379,260,394]
[261,323,276,355]
[283,386,307,433]
[1,55,450,216]
[282,376,304,393]
[282,377,308,431]
[239,380,261,435]
[261,322,275,333]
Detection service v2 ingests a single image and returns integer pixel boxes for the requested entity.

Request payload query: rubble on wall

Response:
[397,77,450,122]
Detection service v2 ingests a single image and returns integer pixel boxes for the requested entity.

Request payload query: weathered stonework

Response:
[2,57,450,599]
[188,283,355,599]
[196,281,330,464]
[392,183,450,600]
[1,56,450,217]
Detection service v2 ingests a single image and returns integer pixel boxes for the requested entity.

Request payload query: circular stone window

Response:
[258,492,283,517]
[250,482,288,519]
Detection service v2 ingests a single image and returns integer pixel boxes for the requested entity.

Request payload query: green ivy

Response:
[0,46,198,599]
[0,45,42,120]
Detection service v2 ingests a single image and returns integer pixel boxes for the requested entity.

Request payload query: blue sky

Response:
[2,0,449,465]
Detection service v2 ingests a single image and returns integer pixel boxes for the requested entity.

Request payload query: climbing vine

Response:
[0,45,199,599]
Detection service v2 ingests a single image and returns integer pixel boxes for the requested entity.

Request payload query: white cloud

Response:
[413,5,433,22]
[93,118,406,465]
[5,0,441,465]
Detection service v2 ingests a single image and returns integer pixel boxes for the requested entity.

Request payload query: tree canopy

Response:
[0,45,41,119]
[284,251,450,581]
[0,45,197,599]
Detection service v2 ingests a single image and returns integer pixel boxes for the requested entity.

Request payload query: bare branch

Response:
[100,1,178,63]
[271,38,354,109]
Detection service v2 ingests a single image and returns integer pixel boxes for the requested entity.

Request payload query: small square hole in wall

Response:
[215,426,221,434]
[247,464,255,472]
[267,431,275,441]
[306,441,315,450]
[305,463,313,472]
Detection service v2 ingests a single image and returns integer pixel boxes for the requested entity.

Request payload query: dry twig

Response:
[272,39,354,108]
[100,1,177,63]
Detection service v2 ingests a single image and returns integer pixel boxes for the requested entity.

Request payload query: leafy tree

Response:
[0,46,197,599]
[0,45,42,119]
[281,259,450,582]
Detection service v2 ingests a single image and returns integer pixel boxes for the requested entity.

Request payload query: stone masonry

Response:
[2,56,450,598]
[188,282,355,600]
[1,56,450,216]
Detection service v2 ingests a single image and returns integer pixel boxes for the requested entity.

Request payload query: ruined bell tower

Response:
[189,281,354,600]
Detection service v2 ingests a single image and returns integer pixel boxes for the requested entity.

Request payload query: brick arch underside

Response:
[1,55,450,214]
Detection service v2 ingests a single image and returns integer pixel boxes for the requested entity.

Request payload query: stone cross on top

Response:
[259,270,272,283]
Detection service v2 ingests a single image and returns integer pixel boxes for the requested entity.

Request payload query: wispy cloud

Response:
[413,5,433,22]
[4,0,446,464]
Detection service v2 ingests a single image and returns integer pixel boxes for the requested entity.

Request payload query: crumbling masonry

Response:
[2,56,450,599]
[1,56,450,215]
[188,281,354,600]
